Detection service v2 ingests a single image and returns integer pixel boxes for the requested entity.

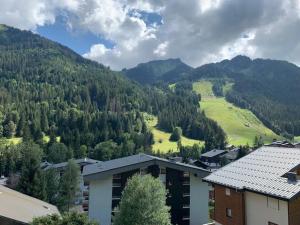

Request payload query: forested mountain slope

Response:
[0,25,225,160]
[125,55,300,138]
[189,55,300,137]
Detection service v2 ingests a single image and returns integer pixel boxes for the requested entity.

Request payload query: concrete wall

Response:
[190,175,209,225]
[245,191,288,225]
[88,176,112,225]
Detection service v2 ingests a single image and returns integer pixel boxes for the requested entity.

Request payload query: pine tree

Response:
[58,159,80,211]
[17,142,46,200]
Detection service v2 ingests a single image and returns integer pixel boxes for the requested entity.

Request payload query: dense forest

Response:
[125,55,300,137]
[0,25,225,166]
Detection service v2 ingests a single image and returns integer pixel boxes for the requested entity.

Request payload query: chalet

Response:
[83,153,210,225]
[193,149,227,171]
[0,185,59,225]
[204,147,300,225]
[222,147,240,162]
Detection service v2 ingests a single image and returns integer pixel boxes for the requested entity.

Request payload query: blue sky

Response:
[37,12,162,55]
[37,16,114,55]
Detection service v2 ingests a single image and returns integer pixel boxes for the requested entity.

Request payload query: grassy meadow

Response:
[144,113,203,153]
[193,80,280,146]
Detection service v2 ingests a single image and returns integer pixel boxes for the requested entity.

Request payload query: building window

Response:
[140,168,147,175]
[268,222,278,225]
[225,188,231,196]
[113,174,121,179]
[183,171,190,177]
[160,167,166,174]
[226,208,232,218]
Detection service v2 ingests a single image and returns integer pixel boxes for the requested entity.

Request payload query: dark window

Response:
[268,222,278,225]
[226,208,232,218]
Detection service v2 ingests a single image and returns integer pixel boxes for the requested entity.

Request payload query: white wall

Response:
[88,176,112,225]
[190,175,209,225]
[245,191,288,225]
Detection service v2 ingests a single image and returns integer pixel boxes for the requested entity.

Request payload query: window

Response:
[113,174,121,179]
[226,208,232,218]
[268,222,278,225]
[183,171,190,177]
[160,167,166,174]
[225,188,231,196]
[140,168,147,175]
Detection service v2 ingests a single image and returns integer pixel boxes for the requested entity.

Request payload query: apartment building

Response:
[83,153,210,225]
[204,146,300,225]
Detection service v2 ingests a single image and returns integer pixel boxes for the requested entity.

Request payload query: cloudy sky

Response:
[1,0,300,70]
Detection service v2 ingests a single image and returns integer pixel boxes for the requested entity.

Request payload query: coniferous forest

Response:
[0,25,225,178]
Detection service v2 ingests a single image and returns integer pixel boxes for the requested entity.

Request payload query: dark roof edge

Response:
[0,215,28,224]
[204,180,292,201]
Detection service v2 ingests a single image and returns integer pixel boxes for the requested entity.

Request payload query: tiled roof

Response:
[204,147,300,200]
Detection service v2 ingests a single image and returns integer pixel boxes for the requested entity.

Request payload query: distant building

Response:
[83,153,210,225]
[265,140,295,148]
[42,158,100,211]
[222,147,240,162]
[193,149,227,171]
[0,185,59,225]
[204,147,300,225]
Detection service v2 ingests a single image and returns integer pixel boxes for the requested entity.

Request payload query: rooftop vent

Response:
[287,172,297,183]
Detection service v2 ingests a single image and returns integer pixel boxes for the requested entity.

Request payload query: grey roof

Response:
[204,147,300,200]
[0,185,59,224]
[83,153,210,181]
[201,149,226,158]
[44,158,100,170]
[224,151,239,161]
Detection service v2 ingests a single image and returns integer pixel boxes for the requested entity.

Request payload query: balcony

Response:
[82,200,89,208]
[112,196,121,201]
[112,183,121,188]
[182,181,190,186]
[182,204,190,209]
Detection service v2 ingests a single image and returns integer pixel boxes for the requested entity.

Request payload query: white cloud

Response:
[1,0,300,69]
[154,41,169,56]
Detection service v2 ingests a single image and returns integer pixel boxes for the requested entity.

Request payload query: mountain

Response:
[0,25,225,156]
[188,55,300,137]
[122,58,192,84]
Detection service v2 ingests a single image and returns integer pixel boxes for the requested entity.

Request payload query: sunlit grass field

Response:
[193,80,280,146]
[144,113,203,153]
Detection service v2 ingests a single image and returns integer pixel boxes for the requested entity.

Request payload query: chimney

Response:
[287,172,297,182]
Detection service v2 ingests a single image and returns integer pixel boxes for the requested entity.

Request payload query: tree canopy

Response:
[31,212,98,225]
[113,174,171,225]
